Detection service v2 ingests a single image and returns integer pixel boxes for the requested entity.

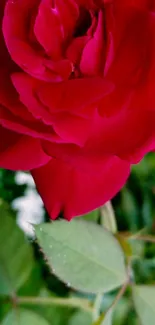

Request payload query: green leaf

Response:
[0,201,34,295]
[68,311,92,325]
[133,285,155,325]
[2,309,50,325]
[113,298,131,325]
[101,309,113,325]
[0,298,12,323]
[93,308,113,325]
[128,239,144,259]
[18,263,43,297]
[35,220,127,294]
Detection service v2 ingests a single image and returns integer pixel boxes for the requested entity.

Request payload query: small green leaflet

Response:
[68,310,92,325]
[2,309,50,325]
[133,285,155,325]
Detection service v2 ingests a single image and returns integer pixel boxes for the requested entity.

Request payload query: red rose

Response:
[0,0,155,220]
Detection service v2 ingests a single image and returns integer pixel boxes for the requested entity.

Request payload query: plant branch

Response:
[120,231,155,244]
[132,235,155,244]
[112,280,129,309]
[17,296,92,313]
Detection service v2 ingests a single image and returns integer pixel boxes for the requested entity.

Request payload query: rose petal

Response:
[32,156,130,220]
[0,69,35,122]
[50,112,95,146]
[42,103,155,170]
[34,0,64,58]
[80,10,106,76]
[11,73,53,123]
[107,5,153,87]
[3,0,72,81]
[12,73,100,145]
[0,104,61,142]
[0,126,50,170]
[38,77,114,116]
[54,0,79,39]
[66,36,89,66]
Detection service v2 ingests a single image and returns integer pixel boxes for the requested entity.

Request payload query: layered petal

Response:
[0,0,15,69]
[37,77,114,116]
[80,10,106,76]
[42,102,155,172]
[34,0,64,58]
[32,156,130,220]
[11,72,114,145]
[0,126,50,170]
[2,0,72,81]
[0,70,62,142]
[107,5,153,87]
[116,0,155,12]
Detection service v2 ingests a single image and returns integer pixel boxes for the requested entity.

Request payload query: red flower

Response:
[0,0,155,220]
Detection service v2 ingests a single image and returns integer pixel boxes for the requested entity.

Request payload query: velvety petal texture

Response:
[0,126,50,170]
[0,0,155,219]
[32,157,130,220]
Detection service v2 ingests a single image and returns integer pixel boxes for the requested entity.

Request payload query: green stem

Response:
[17,296,92,313]
[93,294,103,321]
[111,281,129,309]
[100,201,118,234]
[120,231,155,244]
[132,235,155,244]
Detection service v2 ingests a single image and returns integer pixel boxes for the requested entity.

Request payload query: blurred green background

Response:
[0,153,155,325]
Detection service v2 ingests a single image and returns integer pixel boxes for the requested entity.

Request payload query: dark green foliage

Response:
[0,169,26,204]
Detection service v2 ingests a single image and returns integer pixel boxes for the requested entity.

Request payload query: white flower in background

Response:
[12,172,44,237]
